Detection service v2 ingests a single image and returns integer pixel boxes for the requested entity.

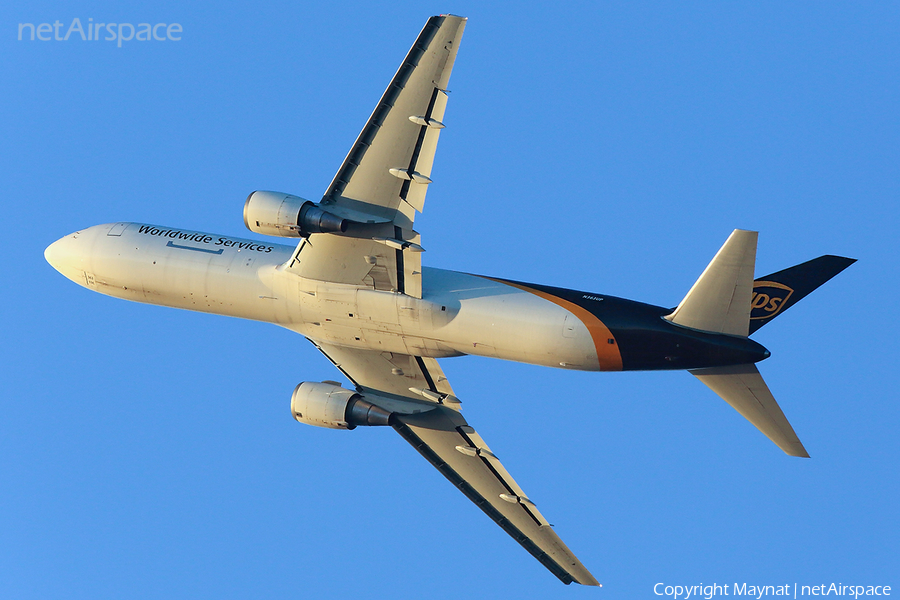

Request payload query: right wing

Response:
[310,341,600,586]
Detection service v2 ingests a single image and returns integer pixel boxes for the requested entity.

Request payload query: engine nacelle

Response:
[290,382,392,430]
[243,191,348,238]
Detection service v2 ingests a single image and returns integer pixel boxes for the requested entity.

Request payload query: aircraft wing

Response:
[287,15,466,298]
[310,340,455,402]
[310,341,600,586]
[320,14,465,227]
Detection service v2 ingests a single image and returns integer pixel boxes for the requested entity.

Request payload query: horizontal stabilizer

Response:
[690,363,808,457]
[749,255,856,334]
[666,230,758,337]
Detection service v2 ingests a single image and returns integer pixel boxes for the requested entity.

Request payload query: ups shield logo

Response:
[750,281,794,320]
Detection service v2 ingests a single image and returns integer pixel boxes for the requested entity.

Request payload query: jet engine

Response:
[243,191,348,237]
[290,382,392,430]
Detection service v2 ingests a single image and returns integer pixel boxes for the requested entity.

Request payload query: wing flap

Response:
[403,90,448,213]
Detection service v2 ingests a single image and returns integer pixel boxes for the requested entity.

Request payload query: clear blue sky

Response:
[2,2,897,598]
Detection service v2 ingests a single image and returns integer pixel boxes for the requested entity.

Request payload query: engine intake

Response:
[291,382,392,430]
[243,191,348,238]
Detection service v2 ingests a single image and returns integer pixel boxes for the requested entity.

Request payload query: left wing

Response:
[287,15,466,298]
[310,341,600,586]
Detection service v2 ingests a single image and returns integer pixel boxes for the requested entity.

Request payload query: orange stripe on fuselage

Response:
[483,277,623,371]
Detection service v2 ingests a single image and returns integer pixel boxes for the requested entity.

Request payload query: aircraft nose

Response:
[45,231,89,284]
[44,236,68,271]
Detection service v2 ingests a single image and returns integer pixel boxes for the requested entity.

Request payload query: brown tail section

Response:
[749,255,856,334]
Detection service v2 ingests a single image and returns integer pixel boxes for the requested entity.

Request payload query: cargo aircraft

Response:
[45,15,855,586]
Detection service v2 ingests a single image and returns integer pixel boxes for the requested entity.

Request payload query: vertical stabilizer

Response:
[749,255,856,333]
[690,363,808,457]
[666,230,758,336]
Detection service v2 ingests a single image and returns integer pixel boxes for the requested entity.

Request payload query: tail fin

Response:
[665,229,758,337]
[671,235,855,458]
[690,363,809,457]
[749,255,856,334]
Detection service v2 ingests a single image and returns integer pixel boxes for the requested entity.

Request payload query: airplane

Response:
[44,14,855,586]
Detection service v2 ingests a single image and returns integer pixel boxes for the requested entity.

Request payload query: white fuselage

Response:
[45,222,603,371]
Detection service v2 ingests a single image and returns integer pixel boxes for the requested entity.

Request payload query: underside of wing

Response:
[307,341,599,585]
[285,16,466,297]
[288,228,425,297]
[393,407,599,586]
[691,363,809,457]
[311,340,454,402]
[321,14,466,229]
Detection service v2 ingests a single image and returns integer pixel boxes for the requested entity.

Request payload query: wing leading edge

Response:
[309,342,599,586]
